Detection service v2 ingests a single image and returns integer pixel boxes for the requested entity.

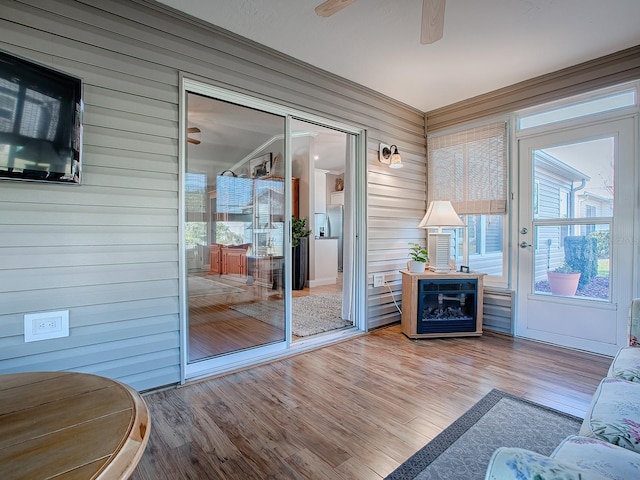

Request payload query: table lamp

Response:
[418,200,465,273]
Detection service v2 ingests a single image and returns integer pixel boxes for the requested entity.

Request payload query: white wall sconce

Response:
[379,143,403,169]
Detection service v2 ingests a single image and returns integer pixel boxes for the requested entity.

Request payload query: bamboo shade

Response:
[427,121,507,216]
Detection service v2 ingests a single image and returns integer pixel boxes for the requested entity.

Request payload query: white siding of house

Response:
[0,0,425,389]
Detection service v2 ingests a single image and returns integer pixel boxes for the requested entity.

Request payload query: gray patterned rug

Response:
[230,293,352,337]
[385,389,582,480]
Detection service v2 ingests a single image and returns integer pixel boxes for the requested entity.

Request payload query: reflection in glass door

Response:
[184,92,287,364]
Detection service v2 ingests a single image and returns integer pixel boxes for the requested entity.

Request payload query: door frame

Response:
[178,77,367,383]
[514,116,637,355]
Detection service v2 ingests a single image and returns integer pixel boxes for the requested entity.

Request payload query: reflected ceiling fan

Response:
[187,127,201,145]
[315,0,446,44]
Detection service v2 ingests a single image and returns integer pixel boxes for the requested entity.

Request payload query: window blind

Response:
[427,121,507,215]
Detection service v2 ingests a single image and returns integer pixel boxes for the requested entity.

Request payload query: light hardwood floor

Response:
[132,325,611,480]
[189,273,344,360]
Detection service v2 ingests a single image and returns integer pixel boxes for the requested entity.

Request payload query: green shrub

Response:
[564,236,598,289]
[589,230,610,258]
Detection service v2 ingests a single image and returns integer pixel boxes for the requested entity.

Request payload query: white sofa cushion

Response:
[552,435,640,479]
[485,447,609,480]
[580,377,640,454]
[608,346,640,382]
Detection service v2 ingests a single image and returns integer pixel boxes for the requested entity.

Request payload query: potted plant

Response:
[292,216,312,290]
[547,262,581,296]
[408,242,429,273]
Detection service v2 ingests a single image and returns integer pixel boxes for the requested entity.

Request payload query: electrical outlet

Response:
[36,319,61,333]
[373,274,384,287]
[25,310,69,342]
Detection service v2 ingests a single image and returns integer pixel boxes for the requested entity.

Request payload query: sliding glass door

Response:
[181,80,366,380]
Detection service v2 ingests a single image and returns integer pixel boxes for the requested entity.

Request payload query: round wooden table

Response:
[0,372,150,479]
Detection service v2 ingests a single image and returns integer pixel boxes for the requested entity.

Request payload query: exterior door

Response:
[516,118,635,356]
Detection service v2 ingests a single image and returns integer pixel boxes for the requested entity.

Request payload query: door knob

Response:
[520,241,531,248]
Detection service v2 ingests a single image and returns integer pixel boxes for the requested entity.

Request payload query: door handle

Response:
[520,241,531,248]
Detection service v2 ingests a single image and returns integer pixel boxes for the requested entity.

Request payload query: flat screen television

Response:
[0,50,83,184]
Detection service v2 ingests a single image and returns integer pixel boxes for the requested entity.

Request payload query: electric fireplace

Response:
[417,279,477,334]
[400,271,485,339]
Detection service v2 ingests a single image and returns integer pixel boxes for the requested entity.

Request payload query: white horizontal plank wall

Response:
[0,0,425,389]
[367,136,427,329]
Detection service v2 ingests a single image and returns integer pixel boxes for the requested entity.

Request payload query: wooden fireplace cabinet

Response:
[400,270,485,339]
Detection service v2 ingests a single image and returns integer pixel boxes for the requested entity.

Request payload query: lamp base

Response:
[427,232,452,273]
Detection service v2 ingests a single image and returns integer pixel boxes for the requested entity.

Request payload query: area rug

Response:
[230,293,352,337]
[385,389,582,480]
[188,276,244,297]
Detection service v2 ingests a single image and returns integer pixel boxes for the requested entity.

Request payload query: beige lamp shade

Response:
[418,200,465,273]
[418,201,465,232]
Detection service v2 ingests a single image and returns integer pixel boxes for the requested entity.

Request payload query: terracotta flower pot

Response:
[547,271,581,296]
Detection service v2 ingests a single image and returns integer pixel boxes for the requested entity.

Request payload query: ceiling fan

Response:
[187,127,201,145]
[315,0,446,45]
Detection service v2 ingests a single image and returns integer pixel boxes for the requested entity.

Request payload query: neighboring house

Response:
[533,150,591,281]
[0,0,637,391]
[577,191,613,236]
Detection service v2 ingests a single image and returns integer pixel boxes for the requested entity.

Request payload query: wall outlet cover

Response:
[24,310,70,342]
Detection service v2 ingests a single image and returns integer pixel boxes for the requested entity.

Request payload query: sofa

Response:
[485,299,640,479]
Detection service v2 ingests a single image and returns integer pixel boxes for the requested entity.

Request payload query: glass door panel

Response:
[185,93,286,364]
[516,118,635,355]
[533,223,610,301]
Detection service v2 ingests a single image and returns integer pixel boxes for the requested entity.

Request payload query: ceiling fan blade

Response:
[187,137,201,145]
[421,0,446,44]
[315,0,358,17]
[187,127,201,134]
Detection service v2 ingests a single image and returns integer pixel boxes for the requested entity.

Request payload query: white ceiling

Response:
[155,0,640,112]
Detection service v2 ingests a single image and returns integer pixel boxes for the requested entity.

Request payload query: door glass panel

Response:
[531,137,614,301]
[533,223,610,301]
[186,93,286,362]
[289,118,355,339]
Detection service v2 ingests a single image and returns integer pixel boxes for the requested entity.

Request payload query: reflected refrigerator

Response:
[325,205,343,272]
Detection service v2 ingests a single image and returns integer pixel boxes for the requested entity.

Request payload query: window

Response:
[518,88,636,130]
[585,205,596,235]
[427,121,508,284]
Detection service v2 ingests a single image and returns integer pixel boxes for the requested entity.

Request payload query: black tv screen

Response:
[0,50,82,184]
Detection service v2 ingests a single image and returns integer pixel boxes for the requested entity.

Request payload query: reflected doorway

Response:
[290,118,355,340]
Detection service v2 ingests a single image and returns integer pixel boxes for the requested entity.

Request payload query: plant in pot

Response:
[292,216,312,290]
[547,262,581,296]
[407,242,429,273]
